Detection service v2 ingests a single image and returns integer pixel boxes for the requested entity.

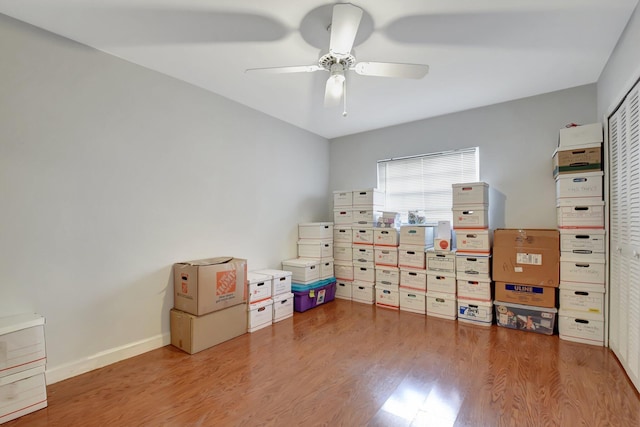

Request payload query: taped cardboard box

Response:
[494,282,556,308]
[174,257,247,316]
[493,229,559,287]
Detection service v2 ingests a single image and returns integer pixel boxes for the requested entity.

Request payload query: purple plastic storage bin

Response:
[291,278,337,312]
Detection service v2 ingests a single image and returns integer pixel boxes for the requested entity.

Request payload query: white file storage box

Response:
[375,266,400,286]
[555,172,603,204]
[0,366,47,424]
[456,255,491,278]
[400,225,435,247]
[452,182,489,206]
[374,247,398,267]
[560,229,606,255]
[557,202,605,229]
[272,292,294,322]
[559,283,605,314]
[353,210,382,227]
[352,281,375,304]
[0,313,46,378]
[333,208,354,225]
[282,258,320,284]
[335,280,353,300]
[333,226,353,243]
[457,298,493,326]
[298,222,334,240]
[297,239,333,259]
[333,190,353,207]
[426,250,456,273]
[333,243,353,262]
[353,228,375,245]
[456,277,492,301]
[353,264,375,282]
[452,205,489,229]
[426,292,458,320]
[559,310,605,346]
[254,269,292,296]
[353,189,384,207]
[247,272,272,303]
[455,230,492,254]
[399,289,427,314]
[558,123,603,148]
[376,285,400,309]
[353,246,375,264]
[334,261,354,281]
[248,298,273,332]
[400,268,428,291]
[398,245,426,269]
[560,255,605,284]
[374,228,400,246]
[426,272,456,295]
[320,259,334,279]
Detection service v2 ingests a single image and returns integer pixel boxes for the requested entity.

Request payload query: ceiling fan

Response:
[246,3,429,116]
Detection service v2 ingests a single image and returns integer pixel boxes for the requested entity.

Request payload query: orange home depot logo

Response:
[216,270,237,296]
[181,274,189,294]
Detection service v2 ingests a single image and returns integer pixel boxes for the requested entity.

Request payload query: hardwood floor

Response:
[7,299,640,426]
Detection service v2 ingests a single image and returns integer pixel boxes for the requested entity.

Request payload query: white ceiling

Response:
[1,0,638,139]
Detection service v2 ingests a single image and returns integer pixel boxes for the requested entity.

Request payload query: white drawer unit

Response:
[426,292,458,320]
[399,289,427,314]
[352,281,375,304]
[335,280,353,300]
[353,227,375,245]
[426,250,456,273]
[559,283,605,314]
[374,247,398,267]
[246,272,272,303]
[333,226,353,243]
[426,272,456,295]
[352,246,375,264]
[556,202,605,229]
[333,190,353,207]
[374,228,400,247]
[560,229,606,255]
[555,171,604,204]
[452,182,489,206]
[253,269,292,296]
[375,266,400,286]
[560,255,605,284]
[272,292,294,322]
[298,222,334,240]
[398,245,426,269]
[0,313,46,379]
[334,261,354,281]
[297,239,333,259]
[281,258,320,284]
[352,189,384,207]
[452,204,489,229]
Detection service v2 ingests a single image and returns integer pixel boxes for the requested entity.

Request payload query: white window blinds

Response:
[377,148,479,223]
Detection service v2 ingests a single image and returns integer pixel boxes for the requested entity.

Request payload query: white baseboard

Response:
[45,332,171,385]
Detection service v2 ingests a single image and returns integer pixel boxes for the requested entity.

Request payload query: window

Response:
[377,147,479,223]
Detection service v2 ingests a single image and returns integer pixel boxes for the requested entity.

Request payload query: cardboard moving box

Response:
[170,304,247,354]
[174,257,247,316]
[493,229,560,287]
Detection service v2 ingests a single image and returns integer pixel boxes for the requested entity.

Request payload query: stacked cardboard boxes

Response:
[171,257,248,354]
[245,271,274,332]
[333,190,355,300]
[0,314,48,424]
[399,224,435,316]
[425,248,455,317]
[554,123,606,346]
[374,215,400,310]
[253,269,293,324]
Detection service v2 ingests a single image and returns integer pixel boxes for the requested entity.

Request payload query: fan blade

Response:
[324,75,344,107]
[353,62,429,79]
[245,65,323,74]
[329,3,363,58]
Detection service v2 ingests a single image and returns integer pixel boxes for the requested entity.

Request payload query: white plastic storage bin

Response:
[560,255,605,284]
[452,182,489,206]
[247,298,273,332]
[353,228,375,245]
[457,298,493,326]
[0,313,46,378]
[400,225,435,247]
[376,285,400,309]
[455,254,491,278]
[297,239,333,259]
[352,281,375,304]
[374,247,398,267]
[375,266,400,286]
[320,259,334,280]
[456,276,492,301]
[559,283,605,314]
[247,272,273,303]
[335,280,353,300]
[455,230,492,254]
[556,202,605,229]
[333,190,353,207]
[253,269,292,296]
[398,245,426,269]
[426,250,456,273]
[333,243,353,262]
[333,208,354,225]
[426,272,456,295]
[352,189,384,207]
[272,292,294,322]
[352,246,375,264]
[334,261,354,281]
[0,366,47,424]
[559,310,605,346]
[426,292,458,320]
[374,228,400,247]
[333,226,353,243]
[560,229,606,255]
[399,289,427,314]
[298,222,334,240]
[400,268,428,291]
[353,210,382,227]
[452,205,489,229]
[555,172,603,204]
[282,258,320,284]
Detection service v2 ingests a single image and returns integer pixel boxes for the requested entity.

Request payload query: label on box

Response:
[317,289,326,304]
[516,253,542,265]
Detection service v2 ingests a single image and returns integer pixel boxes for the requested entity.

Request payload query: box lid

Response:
[273,292,294,303]
[452,181,489,189]
[297,239,332,245]
[351,280,375,288]
[375,266,399,272]
[426,271,455,278]
[555,171,604,182]
[451,204,489,210]
[455,273,492,283]
[0,313,45,336]
[246,271,271,284]
[494,301,558,313]
[291,277,336,292]
[560,254,606,264]
[248,298,274,310]
[426,291,456,299]
[177,256,235,266]
[560,229,606,237]
[558,309,604,321]
[282,258,321,267]
[253,269,292,279]
[299,222,334,227]
[552,142,602,157]
[334,225,353,230]
[0,365,46,386]
[457,297,493,308]
[426,249,457,256]
[333,190,351,194]
[559,282,605,293]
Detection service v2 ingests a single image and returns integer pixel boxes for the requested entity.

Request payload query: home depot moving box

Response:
[174,257,247,316]
[493,229,560,287]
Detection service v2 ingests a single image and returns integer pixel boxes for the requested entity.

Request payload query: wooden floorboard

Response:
[7,299,640,426]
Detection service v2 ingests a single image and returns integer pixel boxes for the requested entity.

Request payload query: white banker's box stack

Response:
[352,189,384,304]
[399,224,433,315]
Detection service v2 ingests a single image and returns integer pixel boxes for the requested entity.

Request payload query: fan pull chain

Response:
[342,78,348,117]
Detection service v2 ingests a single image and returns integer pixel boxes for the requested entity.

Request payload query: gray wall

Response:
[0,15,329,382]
[329,85,597,229]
